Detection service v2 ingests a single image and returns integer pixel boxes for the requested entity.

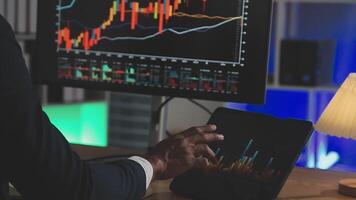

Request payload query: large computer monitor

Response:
[35,0,272,103]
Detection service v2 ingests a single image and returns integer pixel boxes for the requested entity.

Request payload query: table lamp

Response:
[315,73,356,197]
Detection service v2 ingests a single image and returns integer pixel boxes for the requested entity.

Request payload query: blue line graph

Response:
[99,17,241,41]
[57,0,76,11]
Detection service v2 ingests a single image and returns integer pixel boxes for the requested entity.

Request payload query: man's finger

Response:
[184,125,217,136]
[194,144,218,164]
[192,132,224,144]
[193,157,209,169]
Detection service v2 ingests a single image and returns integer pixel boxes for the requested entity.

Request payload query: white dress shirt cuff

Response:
[128,156,154,189]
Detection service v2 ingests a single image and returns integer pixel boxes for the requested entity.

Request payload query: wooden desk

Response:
[71,146,356,199]
[145,168,356,200]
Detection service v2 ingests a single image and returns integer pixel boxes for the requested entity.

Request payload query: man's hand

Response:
[145,125,224,180]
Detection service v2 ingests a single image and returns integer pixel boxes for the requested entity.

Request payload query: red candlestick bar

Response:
[174,0,179,10]
[135,3,139,26]
[148,3,154,13]
[83,31,89,50]
[131,2,139,30]
[95,28,101,45]
[165,0,170,21]
[58,31,63,46]
[159,3,164,33]
[63,28,72,51]
[89,39,94,47]
[120,0,126,22]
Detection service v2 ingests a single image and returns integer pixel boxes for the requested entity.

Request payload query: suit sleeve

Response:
[0,16,146,200]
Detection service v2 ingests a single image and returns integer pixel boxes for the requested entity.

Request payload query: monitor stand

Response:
[149,96,169,147]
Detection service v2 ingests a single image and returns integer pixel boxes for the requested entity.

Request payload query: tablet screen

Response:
[171,108,313,200]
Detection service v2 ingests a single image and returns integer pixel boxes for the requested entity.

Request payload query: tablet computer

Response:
[170,107,314,200]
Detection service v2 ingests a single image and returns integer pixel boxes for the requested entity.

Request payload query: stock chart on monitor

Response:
[36,0,272,103]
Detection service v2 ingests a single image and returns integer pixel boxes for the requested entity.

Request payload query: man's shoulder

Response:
[0,15,15,39]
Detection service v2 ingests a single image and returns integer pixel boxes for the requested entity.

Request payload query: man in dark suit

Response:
[0,15,224,200]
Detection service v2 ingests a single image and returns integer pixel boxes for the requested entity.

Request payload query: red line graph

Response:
[58,0,214,51]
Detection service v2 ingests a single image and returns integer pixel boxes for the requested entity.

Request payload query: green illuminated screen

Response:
[43,102,108,147]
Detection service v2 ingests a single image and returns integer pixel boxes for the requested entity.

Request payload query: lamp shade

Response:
[315,73,356,139]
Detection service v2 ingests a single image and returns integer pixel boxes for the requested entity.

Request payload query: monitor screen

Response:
[35,0,272,103]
